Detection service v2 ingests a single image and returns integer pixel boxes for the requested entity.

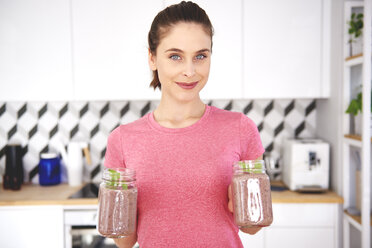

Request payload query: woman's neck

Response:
[153,98,206,128]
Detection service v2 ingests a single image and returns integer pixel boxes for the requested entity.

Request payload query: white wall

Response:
[316,0,344,196]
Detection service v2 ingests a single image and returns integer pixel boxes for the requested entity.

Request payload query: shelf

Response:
[344,134,362,147]
[344,134,372,147]
[344,134,362,141]
[345,53,363,61]
[345,53,364,67]
[343,2,371,247]
[344,210,372,231]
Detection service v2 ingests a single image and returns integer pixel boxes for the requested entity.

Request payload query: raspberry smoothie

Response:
[98,186,137,237]
[97,168,137,238]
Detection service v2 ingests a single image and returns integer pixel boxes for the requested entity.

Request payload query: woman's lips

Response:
[176,81,198,89]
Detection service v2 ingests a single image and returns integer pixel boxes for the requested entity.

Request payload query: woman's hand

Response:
[113,232,137,248]
[228,183,262,235]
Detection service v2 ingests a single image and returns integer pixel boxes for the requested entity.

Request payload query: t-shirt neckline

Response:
[147,104,212,133]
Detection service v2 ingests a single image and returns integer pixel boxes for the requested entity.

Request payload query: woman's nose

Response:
[183,61,196,77]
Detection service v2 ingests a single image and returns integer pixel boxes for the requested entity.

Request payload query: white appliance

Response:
[282,138,330,191]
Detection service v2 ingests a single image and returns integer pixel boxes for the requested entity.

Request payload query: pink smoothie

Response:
[98,186,137,238]
[232,173,273,227]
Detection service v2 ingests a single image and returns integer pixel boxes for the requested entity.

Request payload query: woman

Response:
[104,1,265,247]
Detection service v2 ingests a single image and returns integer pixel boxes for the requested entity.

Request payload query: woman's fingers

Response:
[228,184,233,213]
[240,227,262,235]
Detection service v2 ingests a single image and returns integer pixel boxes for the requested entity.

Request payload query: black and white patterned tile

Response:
[0,99,316,184]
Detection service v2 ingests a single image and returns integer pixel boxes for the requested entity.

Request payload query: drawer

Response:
[64,209,97,226]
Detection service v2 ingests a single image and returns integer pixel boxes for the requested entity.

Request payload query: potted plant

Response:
[347,12,364,57]
[345,91,372,135]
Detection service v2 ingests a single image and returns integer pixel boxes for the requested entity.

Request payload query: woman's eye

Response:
[170,55,181,60]
[195,54,207,60]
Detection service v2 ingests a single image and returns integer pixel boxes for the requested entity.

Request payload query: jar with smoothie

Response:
[231,160,273,228]
[98,167,138,238]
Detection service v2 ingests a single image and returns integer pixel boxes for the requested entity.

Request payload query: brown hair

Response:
[148,1,214,90]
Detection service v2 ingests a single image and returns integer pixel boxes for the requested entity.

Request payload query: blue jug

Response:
[39,153,61,186]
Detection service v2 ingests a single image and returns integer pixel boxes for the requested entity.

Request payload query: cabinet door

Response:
[243,0,330,98]
[265,227,334,248]
[164,0,243,100]
[265,203,338,248]
[72,0,163,100]
[0,0,73,101]
[0,206,64,248]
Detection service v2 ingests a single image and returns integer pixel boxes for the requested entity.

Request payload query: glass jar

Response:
[38,153,61,186]
[231,160,273,228]
[97,167,138,238]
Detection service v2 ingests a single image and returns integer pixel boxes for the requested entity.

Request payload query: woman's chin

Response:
[162,88,203,103]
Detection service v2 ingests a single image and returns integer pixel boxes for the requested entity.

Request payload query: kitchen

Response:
[0,0,370,247]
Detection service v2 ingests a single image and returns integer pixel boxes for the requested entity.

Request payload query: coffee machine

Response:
[282,138,330,192]
[3,144,24,190]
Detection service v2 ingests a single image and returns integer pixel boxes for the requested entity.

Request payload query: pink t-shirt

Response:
[104,105,265,248]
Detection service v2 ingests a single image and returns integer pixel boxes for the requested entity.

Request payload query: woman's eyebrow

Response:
[197,48,211,53]
[164,48,183,53]
[164,48,211,53]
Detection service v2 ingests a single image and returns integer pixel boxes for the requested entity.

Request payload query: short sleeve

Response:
[239,113,265,160]
[104,126,126,168]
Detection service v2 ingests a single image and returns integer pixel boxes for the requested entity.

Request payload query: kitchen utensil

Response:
[3,144,24,190]
[57,141,91,186]
[263,153,282,180]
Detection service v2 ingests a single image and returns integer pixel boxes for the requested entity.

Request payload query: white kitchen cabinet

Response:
[264,227,334,248]
[164,0,243,100]
[239,203,340,248]
[0,0,332,101]
[72,0,163,101]
[0,205,64,248]
[0,0,73,101]
[243,0,331,99]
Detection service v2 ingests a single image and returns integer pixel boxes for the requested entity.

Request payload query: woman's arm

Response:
[113,232,137,248]
[228,156,263,235]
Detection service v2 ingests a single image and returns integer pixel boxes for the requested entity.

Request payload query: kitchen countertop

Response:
[0,183,98,206]
[0,181,343,206]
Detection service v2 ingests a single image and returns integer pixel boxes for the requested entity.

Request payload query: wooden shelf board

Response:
[344,134,372,142]
[344,210,372,226]
[345,55,364,67]
[344,134,362,141]
[345,53,363,61]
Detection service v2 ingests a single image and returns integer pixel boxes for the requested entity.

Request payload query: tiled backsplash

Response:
[0,99,316,184]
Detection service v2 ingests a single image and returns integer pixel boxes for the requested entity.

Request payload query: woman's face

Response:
[149,22,212,102]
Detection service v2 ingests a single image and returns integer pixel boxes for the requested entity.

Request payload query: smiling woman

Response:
[103,1,266,248]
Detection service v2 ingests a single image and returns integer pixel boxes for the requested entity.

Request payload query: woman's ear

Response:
[148,49,157,71]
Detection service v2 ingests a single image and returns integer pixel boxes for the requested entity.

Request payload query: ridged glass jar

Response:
[97,167,138,238]
[231,160,273,228]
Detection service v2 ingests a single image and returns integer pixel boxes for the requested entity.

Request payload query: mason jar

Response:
[97,167,138,238]
[231,160,273,228]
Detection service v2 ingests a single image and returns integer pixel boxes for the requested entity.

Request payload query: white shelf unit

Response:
[342,2,372,248]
